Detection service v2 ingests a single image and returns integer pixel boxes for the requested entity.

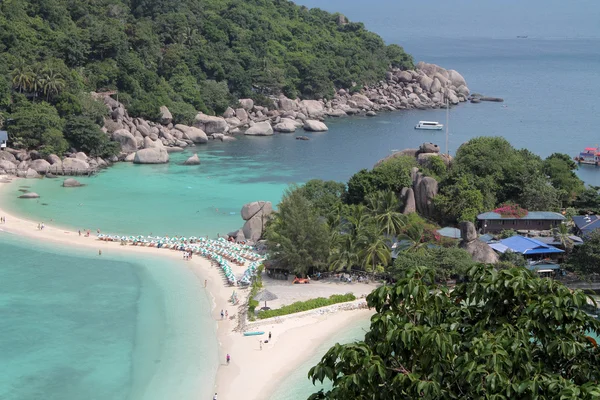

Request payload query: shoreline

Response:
[0,177,373,400]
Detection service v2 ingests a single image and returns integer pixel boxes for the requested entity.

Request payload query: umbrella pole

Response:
[264,300,267,308]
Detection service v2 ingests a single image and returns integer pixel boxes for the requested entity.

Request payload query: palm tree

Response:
[358,225,391,275]
[30,65,45,100]
[366,190,406,237]
[553,223,574,254]
[11,60,34,93]
[398,222,429,253]
[40,68,66,101]
[329,233,360,272]
[346,204,369,238]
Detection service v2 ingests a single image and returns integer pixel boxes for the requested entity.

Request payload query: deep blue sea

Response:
[2,1,600,399]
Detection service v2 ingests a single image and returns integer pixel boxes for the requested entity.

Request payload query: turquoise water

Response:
[270,318,371,400]
[0,232,217,400]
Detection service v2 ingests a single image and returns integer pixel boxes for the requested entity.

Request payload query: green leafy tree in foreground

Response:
[309,265,600,399]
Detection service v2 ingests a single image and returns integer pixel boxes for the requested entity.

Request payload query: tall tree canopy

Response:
[435,137,584,223]
[309,265,600,399]
[265,186,331,276]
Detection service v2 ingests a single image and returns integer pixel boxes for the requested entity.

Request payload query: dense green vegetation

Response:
[0,0,413,155]
[265,138,591,280]
[257,293,355,319]
[434,137,585,224]
[266,157,458,278]
[566,231,600,276]
[309,265,600,399]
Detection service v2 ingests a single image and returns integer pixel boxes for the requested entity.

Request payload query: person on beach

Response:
[78,230,81,236]
[213,393,218,400]
[41,222,45,230]
[37,223,40,230]
[226,354,230,364]
[220,310,224,319]
[97,228,100,234]
[225,310,228,318]
[99,249,102,256]
[269,331,272,340]
[204,279,207,288]
[259,340,263,350]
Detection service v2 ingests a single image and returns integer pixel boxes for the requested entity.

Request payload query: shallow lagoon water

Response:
[0,232,217,400]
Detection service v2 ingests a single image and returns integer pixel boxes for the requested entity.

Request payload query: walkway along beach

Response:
[0,177,373,400]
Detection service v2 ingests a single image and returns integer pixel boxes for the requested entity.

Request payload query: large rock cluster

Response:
[459,222,499,264]
[374,142,452,169]
[0,147,107,178]
[229,201,273,243]
[100,95,202,164]
[0,62,473,178]
[203,62,470,139]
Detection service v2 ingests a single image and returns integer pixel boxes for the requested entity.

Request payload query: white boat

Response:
[415,121,443,130]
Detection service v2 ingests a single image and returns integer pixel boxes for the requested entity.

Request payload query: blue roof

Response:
[572,215,600,235]
[478,234,495,243]
[477,211,566,221]
[491,235,564,255]
[437,227,461,239]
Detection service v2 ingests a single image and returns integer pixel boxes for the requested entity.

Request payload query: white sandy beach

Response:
[0,177,374,400]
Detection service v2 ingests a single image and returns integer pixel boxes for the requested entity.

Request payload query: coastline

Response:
[0,177,373,400]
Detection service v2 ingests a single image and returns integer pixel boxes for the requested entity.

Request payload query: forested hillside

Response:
[0,0,413,155]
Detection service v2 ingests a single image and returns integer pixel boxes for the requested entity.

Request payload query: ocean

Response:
[0,232,218,400]
[2,1,600,399]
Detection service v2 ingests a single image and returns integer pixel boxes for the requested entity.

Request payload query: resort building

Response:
[477,211,566,234]
[572,215,600,238]
[0,130,7,149]
[488,235,564,261]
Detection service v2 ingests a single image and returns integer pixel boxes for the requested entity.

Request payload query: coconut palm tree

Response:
[11,60,34,93]
[346,204,369,238]
[358,225,391,275]
[553,223,574,254]
[398,222,429,253]
[41,68,66,101]
[30,65,46,100]
[366,190,406,237]
[329,233,360,272]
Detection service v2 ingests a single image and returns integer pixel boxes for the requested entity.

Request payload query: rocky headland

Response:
[0,62,502,179]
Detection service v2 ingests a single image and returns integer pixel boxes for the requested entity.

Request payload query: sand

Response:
[0,177,374,400]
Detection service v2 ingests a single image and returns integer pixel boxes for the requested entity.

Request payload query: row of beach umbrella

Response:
[97,233,262,285]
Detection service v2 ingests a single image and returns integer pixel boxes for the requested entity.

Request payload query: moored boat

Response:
[243,331,265,336]
[574,147,600,166]
[415,121,443,130]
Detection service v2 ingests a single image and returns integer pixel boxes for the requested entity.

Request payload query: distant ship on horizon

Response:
[516,35,529,39]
